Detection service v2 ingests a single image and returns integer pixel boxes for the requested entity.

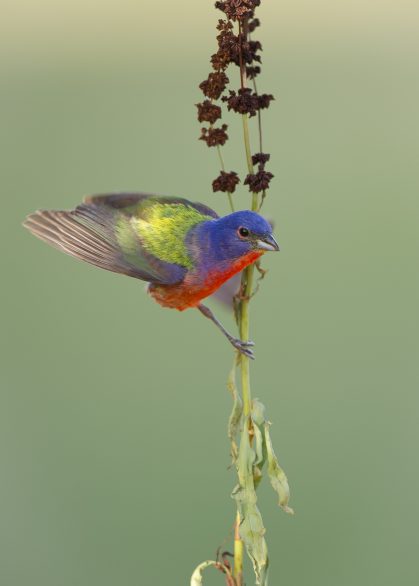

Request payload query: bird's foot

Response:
[230,337,255,359]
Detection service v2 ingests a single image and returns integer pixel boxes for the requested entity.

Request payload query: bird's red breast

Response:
[149,249,263,310]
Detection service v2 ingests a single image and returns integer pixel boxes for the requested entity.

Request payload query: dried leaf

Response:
[264,422,294,515]
[251,400,267,488]
[253,422,264,466]
[233,421,269,585]
[227,361,243,462]
[191,561,214,586]
[190,560,233,586]
[251,399,266,426]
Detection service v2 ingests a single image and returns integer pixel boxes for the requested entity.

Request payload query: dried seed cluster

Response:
[196,0,274,196]
[197,100,222,124]
[200,125,229,147]
[215,0,261,21]
[223,88,273,118]
[244,151,273,192]
[212,170,241,193]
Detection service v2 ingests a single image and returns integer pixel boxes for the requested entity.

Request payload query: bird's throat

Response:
[149,249,263,310]
[209,249,263,288]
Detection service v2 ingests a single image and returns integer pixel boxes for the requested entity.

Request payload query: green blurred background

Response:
[1,1,418,584]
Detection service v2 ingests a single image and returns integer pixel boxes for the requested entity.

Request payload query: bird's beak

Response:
[256,234,280,252]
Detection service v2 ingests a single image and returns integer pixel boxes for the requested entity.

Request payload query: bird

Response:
[23,192,279,358]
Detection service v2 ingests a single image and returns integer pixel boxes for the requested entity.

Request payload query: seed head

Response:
[212,171,240,193]
[215,0,261,21]
[257,93,274,110]
[248,18,260,32]
[223,88,260,117]
[200,124,229,147]
[252,152,270,167]
[199,72,229,100]
[244,170,274,192]
[246,65,261,79]
[196,100,222,124]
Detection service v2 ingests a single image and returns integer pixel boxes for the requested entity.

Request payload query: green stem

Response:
[239,112,258,418]
[241,114,258,210]
[233,511,243,585]
[234,19,264,585]
[250,72,267,209]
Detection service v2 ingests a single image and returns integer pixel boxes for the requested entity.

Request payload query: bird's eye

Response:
[238,226,250,238]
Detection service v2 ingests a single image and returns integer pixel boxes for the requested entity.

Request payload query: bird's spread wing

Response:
[23,193,218,284]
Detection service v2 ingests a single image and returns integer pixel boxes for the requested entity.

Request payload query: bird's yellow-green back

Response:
[117,196,215,269]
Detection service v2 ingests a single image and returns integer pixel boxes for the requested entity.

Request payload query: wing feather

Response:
[23,206,186,284]
[23,192,217,284]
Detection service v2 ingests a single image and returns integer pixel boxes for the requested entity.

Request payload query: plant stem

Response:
[238,18,259,415]
[239,111,258,418]
[239,266,253,419]
[241,114,259,210]
[233,512,243,585]
[250,72,267,209]
[234,18,265,584]
[216,145,235,212]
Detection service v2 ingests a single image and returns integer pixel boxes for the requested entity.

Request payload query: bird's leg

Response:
[197,303,255,359]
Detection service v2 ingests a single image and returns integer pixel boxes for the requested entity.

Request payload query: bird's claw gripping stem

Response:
[230,337,255,359]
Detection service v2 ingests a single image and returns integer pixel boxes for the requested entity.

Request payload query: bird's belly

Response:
[148,250,263,311]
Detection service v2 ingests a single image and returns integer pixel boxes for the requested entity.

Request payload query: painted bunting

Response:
[23,193,279,358]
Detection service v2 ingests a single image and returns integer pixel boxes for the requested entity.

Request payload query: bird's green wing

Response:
[23,193,217,284]
[85,192,218,269]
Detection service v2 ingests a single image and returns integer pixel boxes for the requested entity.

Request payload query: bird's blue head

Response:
[202,210,279,263]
